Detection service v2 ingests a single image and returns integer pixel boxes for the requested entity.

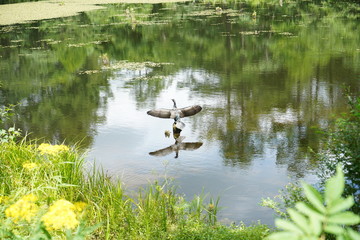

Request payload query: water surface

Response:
[1,2,359,225]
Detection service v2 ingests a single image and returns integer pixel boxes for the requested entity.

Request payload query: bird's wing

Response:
[179,142,203,151]
[179,105,202,118]
[149,145,174,157]
[147,108,172,118]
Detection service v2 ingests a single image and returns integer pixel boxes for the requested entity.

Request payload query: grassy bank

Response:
[0,141,270,239]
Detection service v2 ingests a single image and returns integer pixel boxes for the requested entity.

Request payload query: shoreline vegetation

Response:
[0,141,270,239]
[1,139,359,239]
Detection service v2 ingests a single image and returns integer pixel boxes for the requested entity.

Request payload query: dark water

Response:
[1,2,359,225]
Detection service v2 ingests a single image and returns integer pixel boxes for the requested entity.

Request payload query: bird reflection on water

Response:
[147,99,203,158]
[149,127,203,158]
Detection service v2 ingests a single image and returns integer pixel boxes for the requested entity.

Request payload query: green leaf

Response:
[327,196,354,215]
[325,165,344,204]
[327,212,360,225]
[275,219,304,234]
[309,214,322,236]
[304,237,319,240]
[287,209,309,234]
[0,229,22,240]
[324,224,345,235]
[266,231,299,240]
[301,183,325,213]
[295,202,324,220]
[346,228,360,240]
[29,221,52,240]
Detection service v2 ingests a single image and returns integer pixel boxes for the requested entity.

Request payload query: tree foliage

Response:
[318,95,360,215]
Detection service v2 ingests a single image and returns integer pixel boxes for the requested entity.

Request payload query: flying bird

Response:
[147,99,202,130]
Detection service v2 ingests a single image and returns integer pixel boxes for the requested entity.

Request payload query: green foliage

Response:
[0,106,14,122]
[0,127,22,143]
[318,95,360,215]
[261,182,306,218]
[0,105,22,143]
[266,165,360,240]
[169,222,270,240]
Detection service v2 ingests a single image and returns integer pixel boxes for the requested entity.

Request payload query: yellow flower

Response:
[22,194,37,202]
[41,199,79,231]
[5,194,38,223]
[38,143,69,155]
[0,195,9,204]
[73,201,87,213]
[22,162,38,171]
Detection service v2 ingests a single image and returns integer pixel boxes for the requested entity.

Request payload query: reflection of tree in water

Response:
[219,131,263,168]
[4,72,111,147]
[99,3,359,178]
[124,70,173,108]
[190,60,357,176]
[0,22,113,146]
[0,2,359,170]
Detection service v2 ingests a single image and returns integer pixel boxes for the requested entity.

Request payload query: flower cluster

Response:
[22,162,38,171]
[73,201,87,213]
[0,195,9,204]
[38,143,69,155]
[5,194,38,223]
[41,199,85,231]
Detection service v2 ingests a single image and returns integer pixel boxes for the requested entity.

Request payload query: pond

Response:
[0,2,359,225]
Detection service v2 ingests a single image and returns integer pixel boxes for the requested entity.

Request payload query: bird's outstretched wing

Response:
[147,108,171,118]
[149,146,174,157]
[147,105,202,119]
[179,142,203,151]
[178,105,202,118]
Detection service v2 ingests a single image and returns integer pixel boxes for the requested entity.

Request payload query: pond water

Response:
[1,2,359,225]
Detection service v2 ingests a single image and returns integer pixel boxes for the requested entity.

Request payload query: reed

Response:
[0,140,269,239]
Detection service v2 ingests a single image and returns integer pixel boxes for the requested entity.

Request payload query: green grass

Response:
[0,140,270,239]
